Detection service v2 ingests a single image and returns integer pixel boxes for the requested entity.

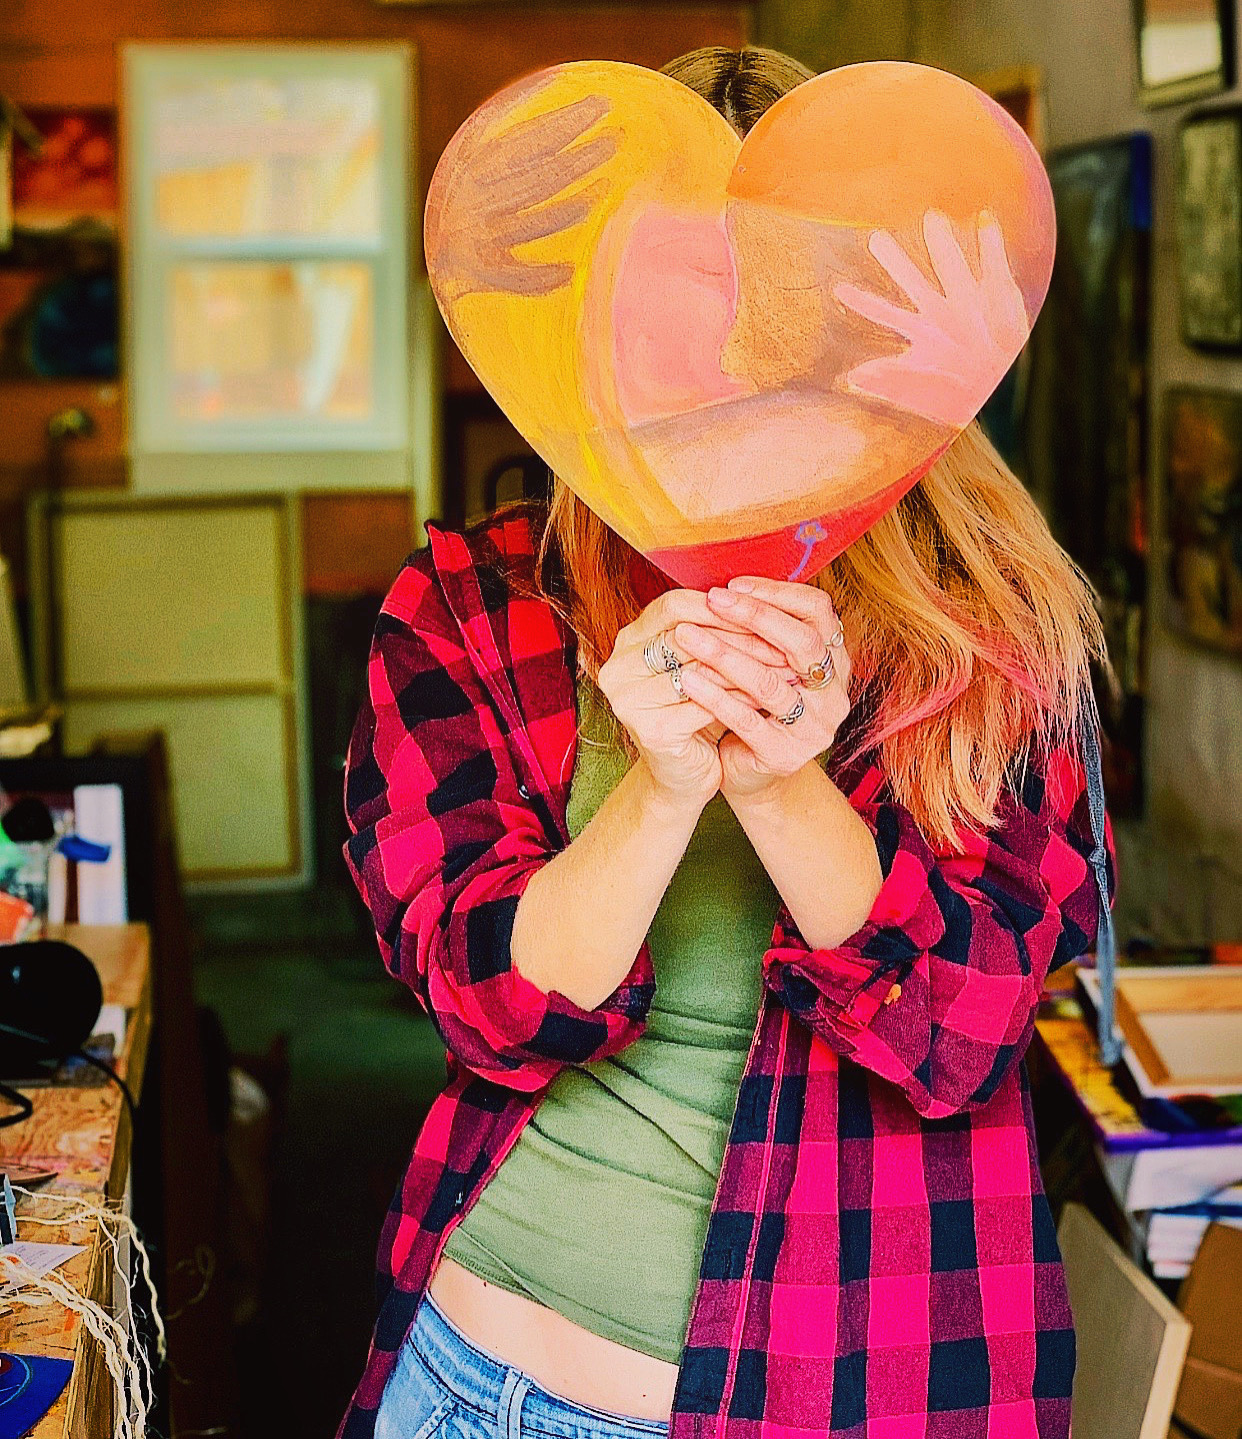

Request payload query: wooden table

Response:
[0,924,153,1438]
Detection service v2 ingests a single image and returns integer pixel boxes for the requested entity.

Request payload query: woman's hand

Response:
[597,589,787,810]
[672,576,853,802]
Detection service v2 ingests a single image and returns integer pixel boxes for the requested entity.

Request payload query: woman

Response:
[337,46,1117,1439]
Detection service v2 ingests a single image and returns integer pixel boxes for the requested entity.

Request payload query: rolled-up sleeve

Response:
[763,744,1117,1119]
[343,564,654,1093]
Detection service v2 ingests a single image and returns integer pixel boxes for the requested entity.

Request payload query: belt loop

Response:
[497,1368,530,1439]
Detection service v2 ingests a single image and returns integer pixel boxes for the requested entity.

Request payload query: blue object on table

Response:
[0,1352,73,1438]
[55,835,110,865]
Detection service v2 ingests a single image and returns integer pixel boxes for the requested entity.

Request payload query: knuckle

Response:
[761,673,786,706]
[731,594,757,620]
[798,619,822,649]
[653,589,692,624]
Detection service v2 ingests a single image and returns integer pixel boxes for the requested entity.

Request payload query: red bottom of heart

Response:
[645,446,948,590]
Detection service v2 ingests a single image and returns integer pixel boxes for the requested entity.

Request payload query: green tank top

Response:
[441,674,781,1363]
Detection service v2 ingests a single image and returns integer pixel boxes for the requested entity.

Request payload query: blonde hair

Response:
[535,45,1114,851]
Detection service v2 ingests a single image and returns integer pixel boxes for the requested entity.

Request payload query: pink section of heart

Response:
[611,205,751,426]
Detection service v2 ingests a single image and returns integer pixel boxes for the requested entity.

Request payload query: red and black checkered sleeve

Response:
[342,559,654,1093]
[763,742,1117,1119]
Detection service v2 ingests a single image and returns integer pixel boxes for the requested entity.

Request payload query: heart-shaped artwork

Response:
[426,60,1055,588]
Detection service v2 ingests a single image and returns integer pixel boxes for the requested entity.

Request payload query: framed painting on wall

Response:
[974,65,1047,152]
[1135,0,1233,107]
[0,107,118,380]
[1178,108,1242,348]
[1165,387,1242,656]
[1027,133,1153,818]
[973,67,1047,473]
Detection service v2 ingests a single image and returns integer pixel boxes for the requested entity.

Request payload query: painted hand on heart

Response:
[428,91,1027,440]
[426,87,618,302]
[833,209,1031,429]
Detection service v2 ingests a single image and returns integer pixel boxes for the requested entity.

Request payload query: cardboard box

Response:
[1175,1222,1242,1439]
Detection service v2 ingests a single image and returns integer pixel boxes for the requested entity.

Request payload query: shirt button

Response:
[517,783,531,799]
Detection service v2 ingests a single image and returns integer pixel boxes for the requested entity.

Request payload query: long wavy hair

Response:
[535,45,1114,850]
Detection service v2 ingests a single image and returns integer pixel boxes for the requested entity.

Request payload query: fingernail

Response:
[709,587,738,608]
[729,578,756,593]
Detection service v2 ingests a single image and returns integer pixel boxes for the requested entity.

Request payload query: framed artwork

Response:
[974,65,1047,152]
[1135,0,1233,107]
[1027,134,1153,818]
[0,107,118,379]
[974,67,1046,473]
[1177,108,1242,348]
[1164,387,1242,656]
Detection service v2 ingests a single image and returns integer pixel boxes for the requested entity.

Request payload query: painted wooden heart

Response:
[426,60,1055,588]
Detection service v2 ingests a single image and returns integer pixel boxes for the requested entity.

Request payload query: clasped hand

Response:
[596,577,853,809]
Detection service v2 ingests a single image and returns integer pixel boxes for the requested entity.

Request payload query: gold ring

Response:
[799,650,836,691]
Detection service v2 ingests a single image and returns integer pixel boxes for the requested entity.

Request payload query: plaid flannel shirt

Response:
[337,504,1116,1439]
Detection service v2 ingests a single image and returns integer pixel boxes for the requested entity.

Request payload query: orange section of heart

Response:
[425,60,1055,589]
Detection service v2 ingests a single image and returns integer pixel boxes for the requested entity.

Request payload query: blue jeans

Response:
[374,1291,672,1439]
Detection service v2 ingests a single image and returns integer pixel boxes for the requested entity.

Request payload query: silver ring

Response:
[644,631,678,676]
[799,651,835,691]
[668,661,689,702]
[777,696,805,726]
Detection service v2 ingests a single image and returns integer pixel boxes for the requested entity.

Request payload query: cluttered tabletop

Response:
[0,924,151,1438]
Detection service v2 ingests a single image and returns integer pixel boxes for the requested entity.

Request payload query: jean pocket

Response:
[374,1340,454,1439]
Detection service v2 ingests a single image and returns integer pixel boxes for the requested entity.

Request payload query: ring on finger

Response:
[643,631,677,676]
[668,659,690,703]
[799,649,836,691]
[777,696,805,726]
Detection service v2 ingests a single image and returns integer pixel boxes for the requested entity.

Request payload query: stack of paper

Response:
[1147,1186,1242,1279]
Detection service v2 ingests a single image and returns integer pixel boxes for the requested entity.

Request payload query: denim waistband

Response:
[408,1291,671,1438]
